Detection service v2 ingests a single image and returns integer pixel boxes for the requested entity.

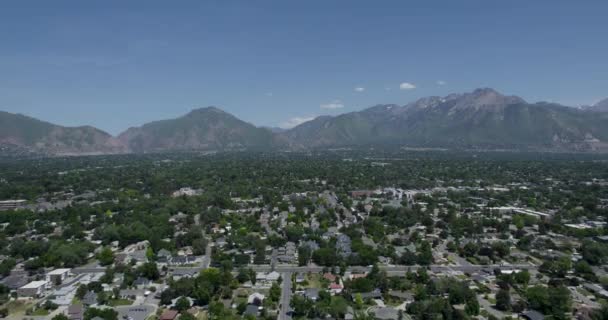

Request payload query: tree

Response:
[312,247,337,266]
[160,289,173,305]
[526,285,571,320]
[145,247,154,261]
[328,296,349,318]
[100,267,115,284]
[269,282,281,302]
[52,315,69,320]
[526,285,550,311]
[581,240,608,265]
[178,313,196,320]
[298,246,312,266]
[354,293,364,310]
[0,258,16,277]
[514,270,531,286]
[465,298,480,316]
[574,260,597,281]
[548,286,572,320]
[137,262,159,280]
[236,268,249,283]
[492,242,510,259]
[290,295,313,318]
[175,296,191,312]
[495,289,511,311]
[248,268,256,285]
[97,247,115,266]
[75,284,88,300]
[96,291,108,305]
[463,242,479,257]
[417,241,433,265]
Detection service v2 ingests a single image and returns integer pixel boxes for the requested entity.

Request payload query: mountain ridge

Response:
[0,111,126,156]
[2,88,608,155]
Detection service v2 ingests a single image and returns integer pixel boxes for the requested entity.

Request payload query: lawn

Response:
[3,300,32,314]
[30,308,50,316]
[303,273,324,289]
[108,298,133,306]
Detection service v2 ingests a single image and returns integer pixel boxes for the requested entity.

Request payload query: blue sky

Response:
[0,1,607,134]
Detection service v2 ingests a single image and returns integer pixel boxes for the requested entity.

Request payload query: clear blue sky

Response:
[1,0,607,134]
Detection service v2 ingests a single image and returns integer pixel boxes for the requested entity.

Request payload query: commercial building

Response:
[18,280,49,297]
[46,268,71,285]
[0,200,26,211]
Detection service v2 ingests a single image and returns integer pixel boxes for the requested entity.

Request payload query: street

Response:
[278,272,292,320]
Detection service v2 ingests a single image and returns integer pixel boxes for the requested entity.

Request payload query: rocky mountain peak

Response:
[449,88,526,112]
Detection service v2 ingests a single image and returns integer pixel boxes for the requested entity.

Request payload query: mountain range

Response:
[2,88,608,156]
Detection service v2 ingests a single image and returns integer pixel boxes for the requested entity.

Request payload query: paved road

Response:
[247,263,534,275]
[477,296,507,319]
[201,242,212,269]
[75,263,534,276]
[279,272,293,320]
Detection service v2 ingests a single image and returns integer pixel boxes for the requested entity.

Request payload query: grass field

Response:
[108,298,133,306]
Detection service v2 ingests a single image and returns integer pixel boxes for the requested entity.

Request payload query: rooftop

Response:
[20,280,48,289]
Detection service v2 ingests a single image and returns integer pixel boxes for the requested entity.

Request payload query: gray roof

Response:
[82,291,98,305]
[371,307,399,320]
[360,289,382,299]
[244,304,259,316]
[0,274,28,289]
[305,288,320,300]
[522,310,544,320]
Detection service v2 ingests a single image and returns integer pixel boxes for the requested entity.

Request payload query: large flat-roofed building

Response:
[18,280,49,297]
[0,200,26,211]
[46,268,71,285]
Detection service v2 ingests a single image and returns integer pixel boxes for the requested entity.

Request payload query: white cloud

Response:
[279,116,315,129]
[320,100,344,109]
[354,87,365,92]
[399,82,416,90]
[436,80,446,86]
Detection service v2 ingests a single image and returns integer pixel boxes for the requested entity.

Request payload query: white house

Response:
[247,292,265,304]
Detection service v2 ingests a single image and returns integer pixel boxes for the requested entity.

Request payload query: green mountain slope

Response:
[0,111,126,156]
[118,107,275,152]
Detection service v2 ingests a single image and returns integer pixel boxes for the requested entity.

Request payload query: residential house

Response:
[248,292,265,305]
[295,273,306,284]
[1,274,29,290]
[323,273,337,283]
[82,291,98,306]
[336,234,352,258]
[360,289,382,300]
[304,288,320,301]
[277,242,297,264]
[133,277,151,288]
[160,310,179,320]
[521,310,545,320]
[370,306,401,320]
[329,282,343,295]
[244,305,260,318]
[67,304,84,320]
